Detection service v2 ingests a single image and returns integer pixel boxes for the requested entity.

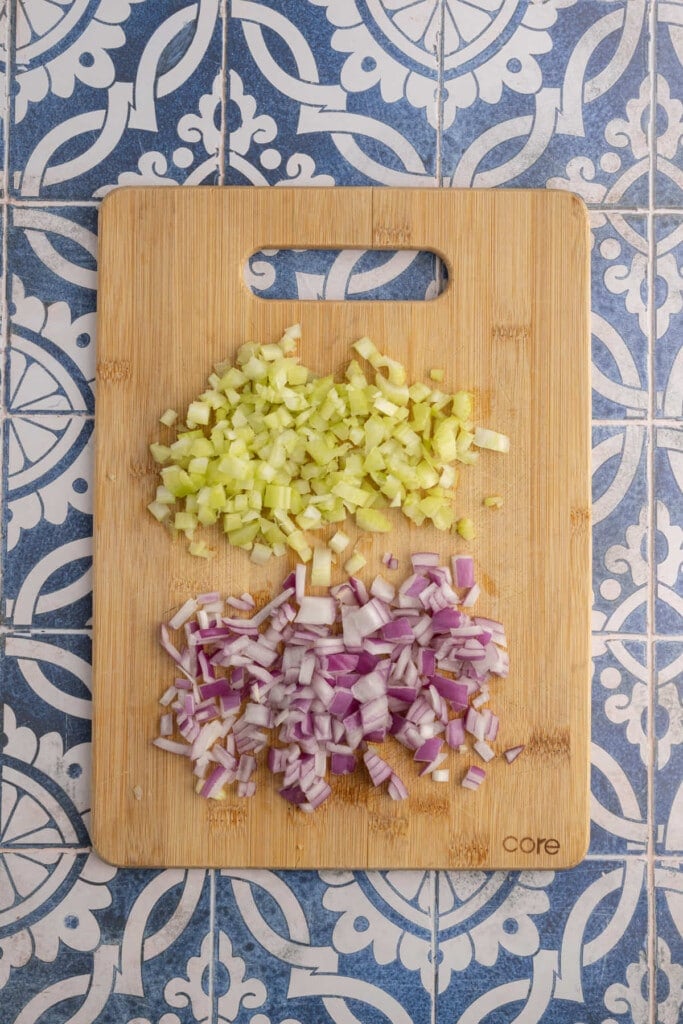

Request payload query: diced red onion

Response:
[157,551,512,809]
[504,745,524,763]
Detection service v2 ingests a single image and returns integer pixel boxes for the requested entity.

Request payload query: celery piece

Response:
[328,530,350,554]
[197,506,218,526]
[456,517,475,540]
[223,512,242,533]
[356,508,391,533]
[344,551,366,574]
[150,443,171,464]
[250,543,272,564]
[174,511,197,531]
[187,401,211,427]
[147,501,170,521]
[311,547,332,587]
[473,427,510,453]
[353,336,379,363]
[227,522,260,546]
[189,541,212,559]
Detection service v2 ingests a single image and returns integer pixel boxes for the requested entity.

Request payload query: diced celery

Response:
[456,517,475,540]
[147,501,170,521]
[356,508,391,533]
[187,401,211,427]
[150,443,171,464]
[227,522,260,546]
[174,511,197,531]
[189,540,212,558]
[344,551,366,574]
[250,543,272,564]
[311,547,332,587]
[223,512,242,533]
[328,530,350,553]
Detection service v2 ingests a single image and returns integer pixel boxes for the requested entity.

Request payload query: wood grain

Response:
[93,186,591,869]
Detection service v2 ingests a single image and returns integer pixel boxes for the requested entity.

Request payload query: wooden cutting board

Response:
[93,186,591,870]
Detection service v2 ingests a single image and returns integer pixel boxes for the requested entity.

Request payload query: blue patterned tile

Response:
[2,416,93,630]
[656,3,683,206]
[655,215,683,417]
[0,852,211,1023]
[6,205,97,415]
[215,869,434,1023]
[1,633,91,847]
[655,644,683,855]
[10,2,222,200]
[655,427,683,634]
[0,5,6,195]
[436,859,649,1022]
[654,860,683,1024]
[246,247,442,300]
[590,638,648,856]
[227,0,438,186]
[442,1,650,204]
[591,213,648,419]
[592,425,649,634]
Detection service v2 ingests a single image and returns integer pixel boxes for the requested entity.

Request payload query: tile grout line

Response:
[646,2,657,1022]
[435,0,445,189]
[209,869,216,1024]
[430,869,438,1024]
[4,198,683,215]
[0,0,12,638]
[218,0,228,187]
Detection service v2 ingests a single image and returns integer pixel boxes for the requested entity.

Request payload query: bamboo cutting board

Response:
[93,186,591,870]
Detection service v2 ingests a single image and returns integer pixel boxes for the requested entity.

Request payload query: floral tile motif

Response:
[0,852,211,1024]
[590,638,648,856]
[10,0,222,199]
[592,425,649,634]
[0,633,92,847]
[442,0,651,204]
[655,215,683,417]
[654,860,683,1024]
[655,644,683,855]
[656,2,683,206]
[2,416,93,630]
[226,0,438,187]
[655,427,683,634]
[215,869,435,1024]
[435,859,649,1022]
[246,247,442,301]
[6,205,98,415]
[591,213,648,419]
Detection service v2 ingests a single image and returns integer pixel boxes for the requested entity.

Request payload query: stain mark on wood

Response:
[375,224,411,246]
[449,835,489,867]
[333,782,369,808]
[97,359,132,382]
[570,507,591,534]
[412,796,449,816]
[527,728,571,759]
[207,804,247,831]
[128,459,156,479]
[478,568,498,598]
[492,325,530,344]
[368,814,408,839]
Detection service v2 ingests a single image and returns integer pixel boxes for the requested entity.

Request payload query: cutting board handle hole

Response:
[244,249,448,301]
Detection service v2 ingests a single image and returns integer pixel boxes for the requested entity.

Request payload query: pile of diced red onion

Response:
[154,552,523,810]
